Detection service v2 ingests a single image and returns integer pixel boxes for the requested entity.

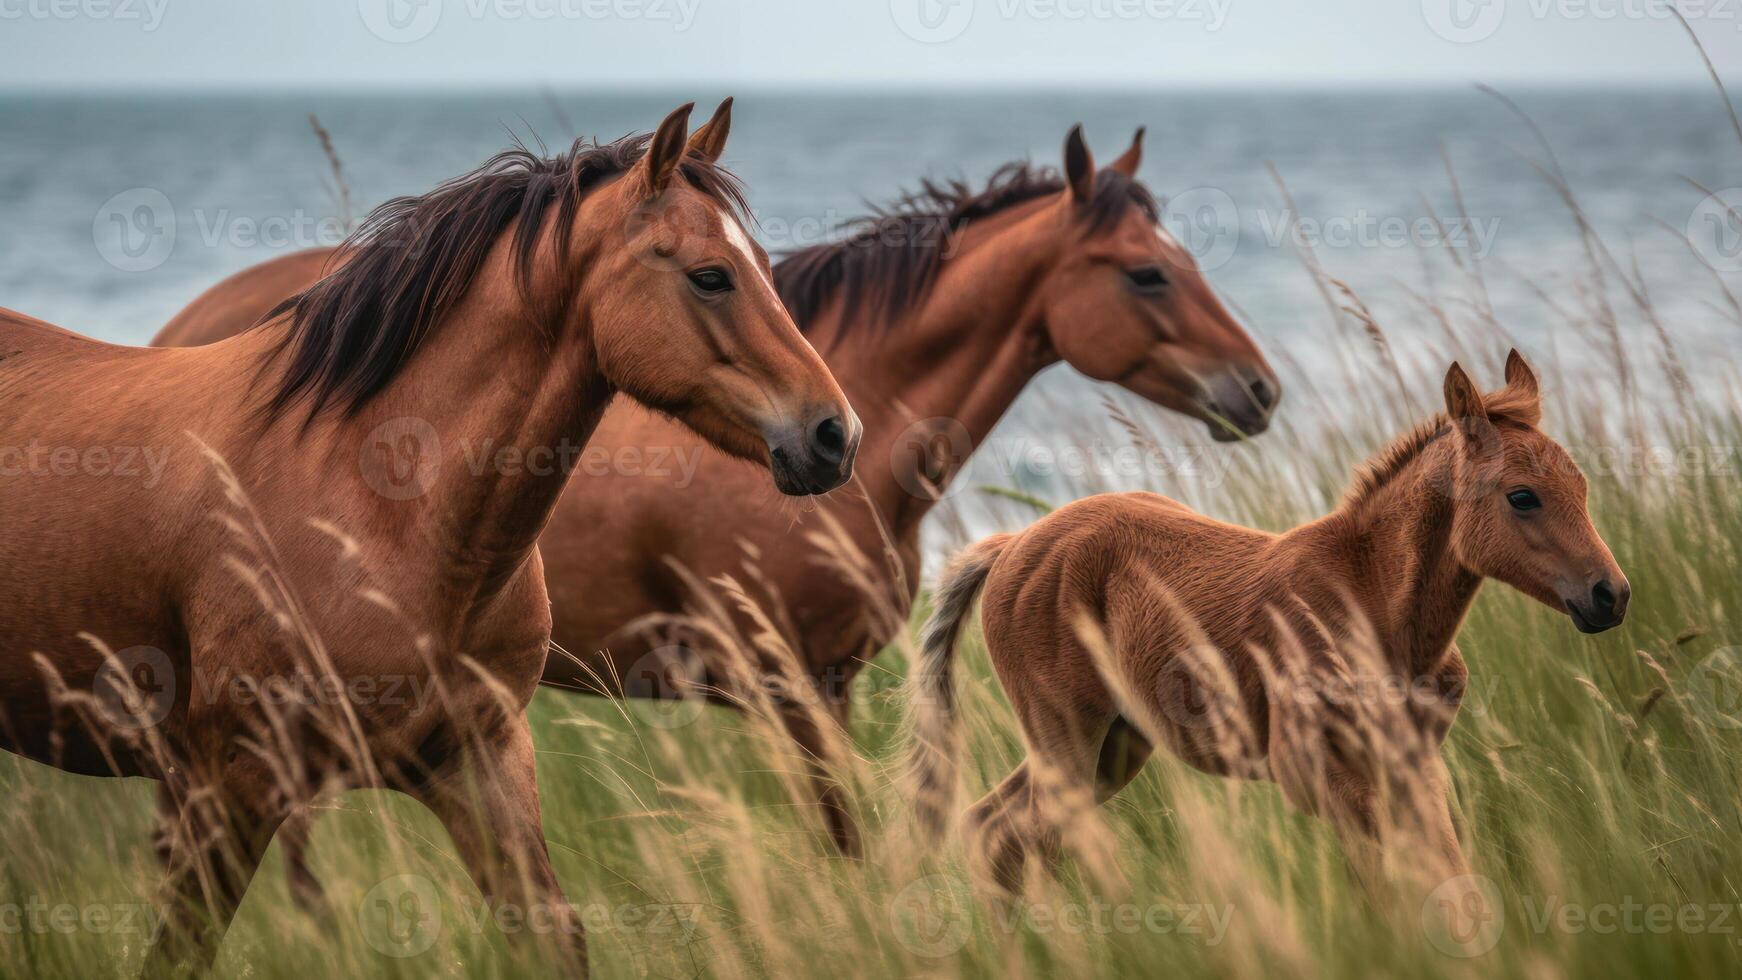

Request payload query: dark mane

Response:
[264,133,748,421]
[774,162,1159,339]
[1343,386,1544,506]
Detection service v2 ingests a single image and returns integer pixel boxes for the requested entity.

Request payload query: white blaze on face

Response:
[1155,222,1183,251]
[719,212,772,289]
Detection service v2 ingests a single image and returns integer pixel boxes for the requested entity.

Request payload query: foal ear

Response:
[1064,124,1096,204]
[1504,348,1541,401]
[1109,126,1145,177]
[641,102,695,197]
[685,96,733,163]
[1444,362,1497,451]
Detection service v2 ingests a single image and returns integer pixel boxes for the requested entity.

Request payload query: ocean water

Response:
[0,88,1735,468]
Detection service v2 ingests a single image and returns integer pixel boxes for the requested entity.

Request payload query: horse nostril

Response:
[1591,580,1617,616]
[1248,374,1278,413]
[810,415,847,464]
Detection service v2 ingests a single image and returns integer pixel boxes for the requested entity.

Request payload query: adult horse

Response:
[153,124,1279,854]
[2,100,856,974]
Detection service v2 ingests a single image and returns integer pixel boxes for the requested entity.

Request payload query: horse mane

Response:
[1342,385,1543,506]
[263,133,749,421]
[774,162,1160,339]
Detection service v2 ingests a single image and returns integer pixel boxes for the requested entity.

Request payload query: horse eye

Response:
[687,268,734,294]
[1126,265,1169,292]
[1507,488,1542,512]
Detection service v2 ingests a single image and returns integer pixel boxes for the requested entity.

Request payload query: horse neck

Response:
[335,233,612,602]
[1308,443,1484,678]
[807,199,1061,541]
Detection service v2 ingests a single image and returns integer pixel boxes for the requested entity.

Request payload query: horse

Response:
[906,351,1628,937]
[0,99,857,975]
[151,124,1281,855]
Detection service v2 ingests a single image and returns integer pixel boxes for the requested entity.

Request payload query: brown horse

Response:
[153,124,1280,854]
[0,100,856,974]
[908,352,1627,929]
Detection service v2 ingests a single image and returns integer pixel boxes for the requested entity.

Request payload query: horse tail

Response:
[907,533,1013,841]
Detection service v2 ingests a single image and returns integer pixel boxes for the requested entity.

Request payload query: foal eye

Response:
[687,268,734,294]
[1507,488,1543,512]
[1126,266,1169,292]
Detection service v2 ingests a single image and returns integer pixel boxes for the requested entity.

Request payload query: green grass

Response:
[4,361,1742,979]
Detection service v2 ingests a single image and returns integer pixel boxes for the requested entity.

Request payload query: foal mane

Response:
[775,162,1160,339]
[1342,385,1543,507]
[263,133,749,421]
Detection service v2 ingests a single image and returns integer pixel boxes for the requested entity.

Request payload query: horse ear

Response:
[1064,124,1096,204]
[1504,348,1541,402]
[1444,362,1497,452]
[1110,126,1144,177]
[641,102,695,197]
[686,97,733,163]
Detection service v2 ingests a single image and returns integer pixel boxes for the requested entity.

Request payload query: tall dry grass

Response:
[4,76,1742,980]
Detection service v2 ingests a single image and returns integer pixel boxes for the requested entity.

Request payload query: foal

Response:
[909,352,1628,913]
[0,101,855,975]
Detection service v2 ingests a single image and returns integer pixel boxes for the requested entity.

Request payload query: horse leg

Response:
[277,806,327,916]
[412,714,588,977]
[775,679,860,856]
[1094,716,1155,803]
[964,695,1114,896]
[143,777,288,977]
[963,762,1036,896]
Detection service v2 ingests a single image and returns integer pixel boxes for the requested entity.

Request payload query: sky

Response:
[0,0,1737,90]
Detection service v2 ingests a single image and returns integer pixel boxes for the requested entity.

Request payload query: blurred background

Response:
[1,0,1739,507]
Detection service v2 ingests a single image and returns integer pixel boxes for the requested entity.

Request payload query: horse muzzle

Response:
[1199,367,1281,442]
[767,409,860,495]
[1565,576,1631,634]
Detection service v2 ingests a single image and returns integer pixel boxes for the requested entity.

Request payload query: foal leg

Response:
[413,714,588,977]
[144,777,289,977]
[964,697,1116,896]
[1094,716,1156,803]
